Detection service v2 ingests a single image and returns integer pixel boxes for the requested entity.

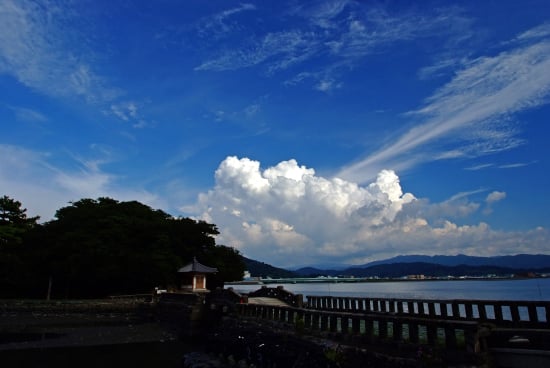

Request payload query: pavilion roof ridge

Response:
[177,256,218,273]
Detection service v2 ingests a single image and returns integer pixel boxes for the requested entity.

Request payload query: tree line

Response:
[0,195,244,299]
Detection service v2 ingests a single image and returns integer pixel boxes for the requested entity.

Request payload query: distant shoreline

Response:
[226,274,547,286]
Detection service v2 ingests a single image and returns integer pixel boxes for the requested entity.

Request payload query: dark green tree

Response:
[0,195,39,246]
[0,195,39,296]
[27,197,244,298]
[202,244,246,288]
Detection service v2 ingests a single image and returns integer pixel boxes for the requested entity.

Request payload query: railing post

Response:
[279,307,287,322]
[329,314,338,332]
[295,294,304,308]
[312,312,320,330]
[393,320,403,342]
[365,299,372,313]
[464,326,477,352]
[273,306,280,320]
[452,302,460,319]
[465,303,473,319]
[428,302,436,317]
[364,318,374,340]
[379,320,388,339]
[352,316,361,334]
[440,302,448,318]
[494,302,503,322]
[426,323,437,345]
[409,322,419,343]
[389,300,396,313]
[397,301,404,314]
[528,303,537,322]
[320,313,328,331]
[478,302,487,321]
[341,316,349,334]
[287,308,295,323]
[296,309,304,326]
[304,311,311,329]
[510,303,520,324]
[444,326,457,349]
[310,296,317,309]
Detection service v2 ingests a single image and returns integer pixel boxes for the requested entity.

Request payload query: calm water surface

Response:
[229,278,550,301]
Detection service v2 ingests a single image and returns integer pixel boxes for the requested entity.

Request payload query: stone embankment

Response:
[0,298,176,351]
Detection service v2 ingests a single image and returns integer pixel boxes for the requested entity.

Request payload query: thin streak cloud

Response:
[337,32,550,183]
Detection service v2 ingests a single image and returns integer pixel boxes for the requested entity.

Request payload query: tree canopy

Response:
[0,195,39,246]
[0,196,244,299]
[0,196,40,295]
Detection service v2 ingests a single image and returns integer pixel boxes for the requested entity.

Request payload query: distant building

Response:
[406,274,426,280]
[177,257,218,292]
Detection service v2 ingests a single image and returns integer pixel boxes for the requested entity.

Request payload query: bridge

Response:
[222,286,550,367]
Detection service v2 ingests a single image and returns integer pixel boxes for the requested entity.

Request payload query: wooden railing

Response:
[306,296,550,328]
[236,303,479,351]
[231,287,550,355]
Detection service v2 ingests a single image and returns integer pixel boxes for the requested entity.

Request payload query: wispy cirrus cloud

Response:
[337,30,550,183]
[0,0,119,103]
[515,22,550,42]
[0,144,163,221]
[7,105,48,123]
[195,2,471,89]
[465,161,536,171]
[196,3,256,39]
[324,7,467,60]
[465,163,494,171]
[0,0,151,129]
[498,162,536,169]
[195,30,320,72]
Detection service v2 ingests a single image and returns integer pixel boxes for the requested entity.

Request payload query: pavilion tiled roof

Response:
[177,257,218,273]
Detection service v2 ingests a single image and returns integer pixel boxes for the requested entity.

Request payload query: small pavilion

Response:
[177,257,218,292]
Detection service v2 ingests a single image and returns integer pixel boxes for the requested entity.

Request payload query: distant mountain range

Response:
[242,256,297,279]
[243,254,550,279]
[360,254,550,269]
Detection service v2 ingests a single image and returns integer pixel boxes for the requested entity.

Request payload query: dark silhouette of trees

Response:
[0,196,40,296]
[0,195,39,246]
[0,196,244,299]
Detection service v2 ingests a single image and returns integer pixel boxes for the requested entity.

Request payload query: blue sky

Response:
[1,0,550,267]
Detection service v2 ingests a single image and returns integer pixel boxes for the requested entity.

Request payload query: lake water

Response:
[228,278,550,301]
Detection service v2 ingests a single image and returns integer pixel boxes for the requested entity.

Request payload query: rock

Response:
[182,352,226,368]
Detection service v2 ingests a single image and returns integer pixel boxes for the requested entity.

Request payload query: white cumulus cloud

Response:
[486,191,507,204]
[191,156,549,267]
